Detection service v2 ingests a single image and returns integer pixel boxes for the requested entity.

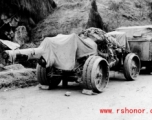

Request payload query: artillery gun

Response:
[3,33,109,92]
[2,33,140,93]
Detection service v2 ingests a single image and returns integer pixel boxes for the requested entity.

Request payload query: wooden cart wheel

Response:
[124,53,140,80]
[36,64,61,88]
[82,56,109,93]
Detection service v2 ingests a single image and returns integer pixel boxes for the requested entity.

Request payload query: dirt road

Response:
[0,73,152,120]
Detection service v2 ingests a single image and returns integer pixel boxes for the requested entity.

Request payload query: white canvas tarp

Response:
[6,33,97,70]
[116,25,152,41]
[39,33,97,70]
[0,39,20,50]
[105,31,130,51]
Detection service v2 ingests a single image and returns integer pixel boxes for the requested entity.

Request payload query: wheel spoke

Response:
[95,66,103,89]
[131,60,137,77]
[124,53,140,80]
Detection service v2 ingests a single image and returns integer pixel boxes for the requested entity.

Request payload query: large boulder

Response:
[31,0,107,45]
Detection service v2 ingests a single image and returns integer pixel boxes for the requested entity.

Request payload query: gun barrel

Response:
[4,47,44,62]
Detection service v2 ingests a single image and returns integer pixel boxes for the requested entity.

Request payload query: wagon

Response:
[116,25,152,73]
[3,32,140,93]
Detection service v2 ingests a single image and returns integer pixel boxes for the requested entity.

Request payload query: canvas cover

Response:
[0,39,20,50]
[40,33,97,70]
[116,25,152,41]
[105,31,130,51]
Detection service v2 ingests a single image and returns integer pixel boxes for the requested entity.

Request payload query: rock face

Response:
[31,0,106,45]
[97,0,152,31]
[0,0,57,23]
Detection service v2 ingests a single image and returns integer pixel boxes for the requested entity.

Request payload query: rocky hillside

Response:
[30,0,152,46]
[31,0,107,44]
[1,0,152,47]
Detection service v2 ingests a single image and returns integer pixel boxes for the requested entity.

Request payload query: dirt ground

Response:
[0,72,152,120]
